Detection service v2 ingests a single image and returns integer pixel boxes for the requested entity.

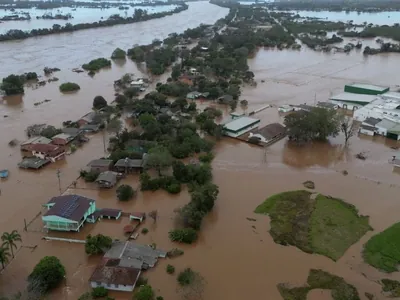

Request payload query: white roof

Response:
[382,92,400,100]
[348,83,388,91]
[224,117,260,132]
[330,92,377,103]
[52,133,72,140]
[376,118,397,130]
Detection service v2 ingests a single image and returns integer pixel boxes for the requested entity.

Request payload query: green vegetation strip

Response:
[278,269,360,300]
[255,190,372,260]
[363,222,400,272]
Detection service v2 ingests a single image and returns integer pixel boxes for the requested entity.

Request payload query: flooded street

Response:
[1,2,400,299]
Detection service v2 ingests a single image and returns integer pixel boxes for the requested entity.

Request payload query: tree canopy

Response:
[28,256,66,293]
[146,146,173,176]
[1,74,24,95]
[85,234,112,255]
[116,184,135,201]
[93,95,107,110]
[284,108,341,143]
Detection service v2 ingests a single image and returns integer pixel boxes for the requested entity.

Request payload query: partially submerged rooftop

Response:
[105,241,166,269]
[44,194,95,222]
[21,136,51,146]
[330,92,377,104]
[18,157,50,169]
[87,159,113,167]
[223,116,260,132]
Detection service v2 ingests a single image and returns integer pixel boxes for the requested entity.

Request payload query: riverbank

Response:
[0,3,188,42]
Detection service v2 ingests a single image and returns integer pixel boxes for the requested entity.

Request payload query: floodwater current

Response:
[1,2,400,299]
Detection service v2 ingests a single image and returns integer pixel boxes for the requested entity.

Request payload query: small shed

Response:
[344,83,389,95]
[87,159,114,173]
[99,208,122,220]
[130,212,146,223]
[95,171,118,188]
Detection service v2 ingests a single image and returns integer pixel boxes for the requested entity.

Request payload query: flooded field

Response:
[0,5,179,34]
[1,2,400,299]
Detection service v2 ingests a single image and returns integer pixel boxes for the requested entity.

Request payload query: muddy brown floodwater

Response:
[1,3,400,299]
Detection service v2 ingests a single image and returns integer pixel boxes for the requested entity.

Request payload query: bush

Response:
[198,153,214,163]
[177,268,195,286]
[111,47,126,59]
[165,182,181,194]
[156,297,164,300]
[78,292,91,300]
[141,228,149,234]
[82,170,99,182]
[59,82,80,92]
[28,256,66,293]
[85,234,112,255]
[166,264,175,274]
[93,95,107,110]
[136,276,148,287]
[169,228,198,244]
[134,284,154,300]
[82,58,111,71]
[116,184,135,201]
[167,248,184,258]
[1,74,24,95]
[91,287,108,298]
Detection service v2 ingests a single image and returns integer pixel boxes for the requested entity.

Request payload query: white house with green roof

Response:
[223,116,260,138]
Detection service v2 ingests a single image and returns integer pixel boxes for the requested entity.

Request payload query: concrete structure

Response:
[95,171,118,188]
[20,136,52,152]
[353,96,400,123]
[42,195,96,232]
[223,116,261,138]
[30,144,65,162]
[89,241,166,292]
[359,117,381,136]
[278,104,301,113]
[375,119,398,138]
[316,102,339,110]
[344,83,389,95]
[230,112,245,119]
[87,159,114,173]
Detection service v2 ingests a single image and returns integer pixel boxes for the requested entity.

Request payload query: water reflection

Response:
[282,140,349,168]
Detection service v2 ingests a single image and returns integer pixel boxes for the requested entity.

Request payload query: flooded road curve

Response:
[0,2,229,78]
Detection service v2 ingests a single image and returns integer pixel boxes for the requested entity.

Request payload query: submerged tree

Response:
[1,230,22,258]
[28,256,66,293]
[341,115,358,146]
[0,244,10,270]
[146,146,173,176]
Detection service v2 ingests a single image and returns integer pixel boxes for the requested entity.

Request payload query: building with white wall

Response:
[353,95,400,123]
[223,116,261,138]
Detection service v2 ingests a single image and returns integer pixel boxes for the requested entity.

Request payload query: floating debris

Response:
[8,139,18,147]
[0,169,9,178]
[303,180,315,189]
[356,152,367,160]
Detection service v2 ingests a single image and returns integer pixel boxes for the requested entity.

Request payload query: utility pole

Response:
[56,169,62,195]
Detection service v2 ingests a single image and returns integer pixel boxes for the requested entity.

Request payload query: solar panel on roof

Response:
[60,196,80,218]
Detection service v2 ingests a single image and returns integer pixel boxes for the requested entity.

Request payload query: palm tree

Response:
[1,230,22,258]
[0,244,10,269]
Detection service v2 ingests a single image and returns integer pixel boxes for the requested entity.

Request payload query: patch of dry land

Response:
[254,190,372,261]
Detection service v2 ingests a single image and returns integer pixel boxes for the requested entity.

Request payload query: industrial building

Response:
[329,92,378,110]
[223,116,261,138]
[353,94,400,122]
[344,83,389,95]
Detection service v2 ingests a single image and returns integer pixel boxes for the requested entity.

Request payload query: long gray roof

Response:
[376,118,397,130]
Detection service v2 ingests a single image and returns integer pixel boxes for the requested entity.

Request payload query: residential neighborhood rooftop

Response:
[95,171,117,184]
[52,133,72,140]
[89,258,141,287]
[18,157,50,169]
[44,194,95,222]
[114,158,144,168]
[21,136,52,146]
[223,117,260,132]
[87,159,114,167]
[252,123,286,140]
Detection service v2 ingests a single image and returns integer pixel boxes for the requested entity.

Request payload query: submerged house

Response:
[359,117,382,136]
[95,171,118,188]
[114,156,147,173]
[87,159,114,173]
[42,195,96,232]
[89,241,166,292]
[30,144,65,162]
[20,136,52,152]
[51,133,75,146]
[248,123,286,145]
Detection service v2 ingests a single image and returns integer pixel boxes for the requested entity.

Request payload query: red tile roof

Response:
[89,258,141,286]
[30,143,60,153]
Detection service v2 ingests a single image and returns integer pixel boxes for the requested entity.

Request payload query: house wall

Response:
[42,216,79,231]
[224,122,260,138]
[359,128,375,136]
[32,150,65,163]
[375,125,389,136]
[90,281,135,292]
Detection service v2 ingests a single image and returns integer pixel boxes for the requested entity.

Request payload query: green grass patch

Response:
[310,195,372,261]
[363,222,400,273]
[381,279,400,297]
[278,269,360,300]
[255,190,372,261]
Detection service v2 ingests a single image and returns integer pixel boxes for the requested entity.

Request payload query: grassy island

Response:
[278,269,360,300]
[59,82,80,92]
[363,222,400,272]
[255,190,372,260]
[82,58,112,72]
